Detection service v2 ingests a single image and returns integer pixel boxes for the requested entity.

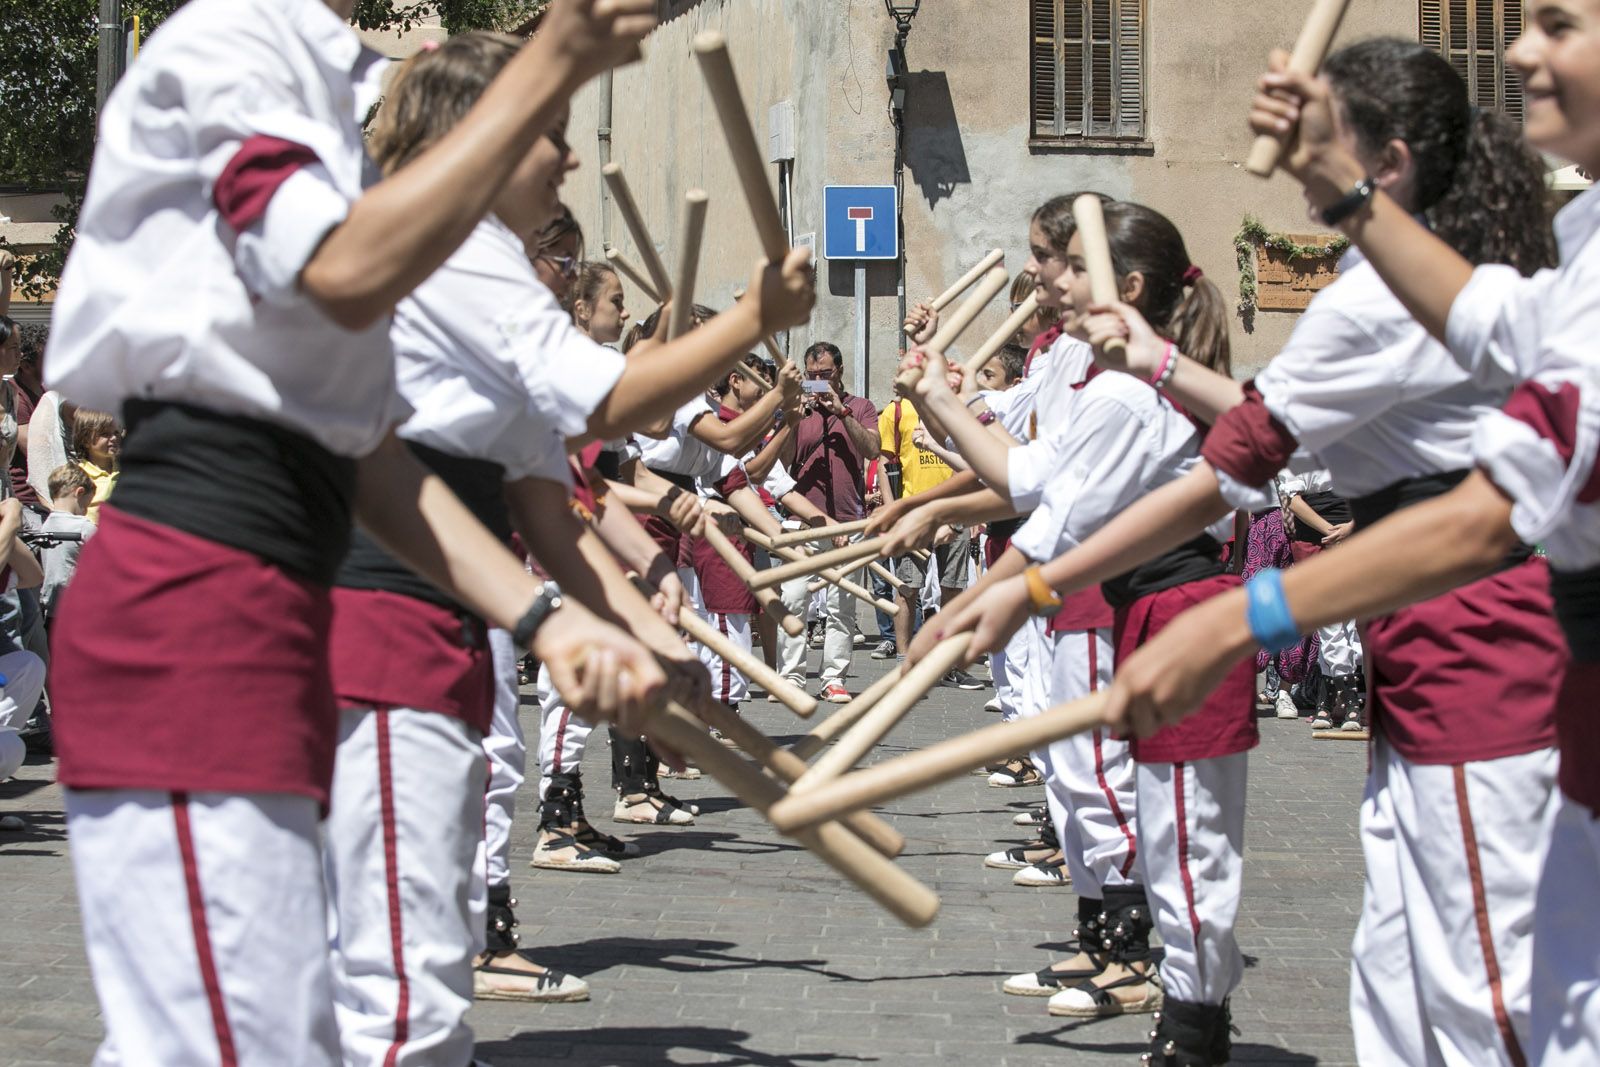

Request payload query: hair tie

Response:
[1182,265,1203,286]
[419,38,441,52]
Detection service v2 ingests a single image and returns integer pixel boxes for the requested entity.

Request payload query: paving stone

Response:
[0,657,1366,1065]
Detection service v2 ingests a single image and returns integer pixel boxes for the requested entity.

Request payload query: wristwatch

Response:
[513,580,563,648]
[1023,564,1063,617]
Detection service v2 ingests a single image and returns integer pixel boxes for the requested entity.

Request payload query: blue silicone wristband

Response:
[1245,569,1302,653]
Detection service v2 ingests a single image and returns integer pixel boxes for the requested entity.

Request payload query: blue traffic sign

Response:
[823,185,898,261]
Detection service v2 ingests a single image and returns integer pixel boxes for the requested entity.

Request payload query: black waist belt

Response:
[337,441,509,613]
[1552,565,1600,663]
[115,399,357,584]
[987,516,1025,543]
[1350,469,1532,567]
[648,467,697,492]
[1102,533,1225,610]
[593,447,622,482]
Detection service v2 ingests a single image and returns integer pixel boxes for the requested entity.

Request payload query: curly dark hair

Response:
[1324,38,1555,276]
[18,323,47,365]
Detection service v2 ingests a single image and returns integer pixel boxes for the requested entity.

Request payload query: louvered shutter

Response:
[1031,0,1061,138]
[1063,0,1086,136]
[1114,0,1145,138]
[1419,0,1523,122]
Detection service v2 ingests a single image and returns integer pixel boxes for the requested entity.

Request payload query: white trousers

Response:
[67,788,340,1067]
[1350,739,1558,1067]
[1045,627,1134,898]
[1317,618,1363,677]
[994,622,1029,723]
[0,648,46,780]
[694,611,752,705]
[1136,753,1249,1005]
[1531,791,1600,1067]
[483,627,523,887]
[777,560,860,686]
[325,707,487,1067]
[535,661,595,802]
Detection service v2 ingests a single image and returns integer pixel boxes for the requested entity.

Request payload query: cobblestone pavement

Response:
[1,656,1367,1066]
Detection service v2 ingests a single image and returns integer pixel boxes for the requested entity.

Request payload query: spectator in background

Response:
[71,410,121,524]
[39,465,97,620]
[879,391,981,689]
[9,323,49,518]
[781,341,878,702]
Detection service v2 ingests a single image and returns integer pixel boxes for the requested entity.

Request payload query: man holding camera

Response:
[777,342,878,702]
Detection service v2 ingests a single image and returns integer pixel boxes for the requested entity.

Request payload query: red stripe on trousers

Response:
[1453,765,1528,1067]
[552,710,571,775]
[1087,630,1138,876]
[171,792,240,1067]
[377,713,411,1067]
[1174,762,1204,946]
[717,614,733,703]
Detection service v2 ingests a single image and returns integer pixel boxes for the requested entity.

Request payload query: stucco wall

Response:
[566,0,1414,403]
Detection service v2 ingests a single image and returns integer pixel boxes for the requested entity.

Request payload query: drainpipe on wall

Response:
[598,70,614,249]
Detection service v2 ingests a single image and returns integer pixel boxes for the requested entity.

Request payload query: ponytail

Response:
[1428,109,1556,277]
[1169,276,1231,377]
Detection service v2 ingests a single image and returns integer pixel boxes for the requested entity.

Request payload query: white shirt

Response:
[1004,335,1095,512]
[1227,250,1516,508]
[1277,468,1335,499]
[45,0,402,457]
[391,216,625,485]
[1012,371,1221,562]
[638,396,722,480]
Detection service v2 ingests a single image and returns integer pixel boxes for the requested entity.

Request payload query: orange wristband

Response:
[1023,564,1063,617]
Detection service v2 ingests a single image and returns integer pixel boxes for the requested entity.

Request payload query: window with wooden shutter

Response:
[1030,0,1146,145]
[1419,0,1524,123]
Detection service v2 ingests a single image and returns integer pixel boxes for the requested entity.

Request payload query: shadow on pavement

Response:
[478,1025,872,1066]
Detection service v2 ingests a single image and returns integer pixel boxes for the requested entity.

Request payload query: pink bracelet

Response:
[1148,341,1176,387]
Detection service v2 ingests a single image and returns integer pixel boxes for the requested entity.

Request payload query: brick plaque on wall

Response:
[1255,236,1343,311]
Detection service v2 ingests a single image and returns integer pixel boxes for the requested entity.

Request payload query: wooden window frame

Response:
[1419,0,1525,123]
[1029,0,1149,149]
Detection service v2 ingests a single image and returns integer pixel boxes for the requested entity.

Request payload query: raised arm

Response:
[303,1,657,330]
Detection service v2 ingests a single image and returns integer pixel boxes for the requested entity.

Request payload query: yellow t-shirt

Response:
[79,460,118,525]
[877,399,952,498]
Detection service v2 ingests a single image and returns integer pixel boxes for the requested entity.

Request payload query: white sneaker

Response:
[984,695,1003,713]
[1275,690,1300,719]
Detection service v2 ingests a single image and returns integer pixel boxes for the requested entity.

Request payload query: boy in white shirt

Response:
[39,464,97,619]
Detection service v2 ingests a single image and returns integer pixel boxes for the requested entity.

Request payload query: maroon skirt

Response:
[52,506,339,805]
[1115,574,1258,763]
[690,534,757,615]
[327,587,494,735]
[1363,556,1562,766]
[1556,660,1600,814]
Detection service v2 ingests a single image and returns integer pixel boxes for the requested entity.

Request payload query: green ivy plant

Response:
[1233,214,1349,331]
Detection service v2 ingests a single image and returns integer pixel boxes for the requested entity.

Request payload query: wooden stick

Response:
[895,266,1011,392]
[964,294,1038,376]
[601,163,673,297]
[769,519,872,549]
[694,32,790,261]
[649,701,939,927]
[666,189,709,341]
[745,529,898,615]
[788,668,908,761]
[702,524,804,636]
[869,559,908,591]
[790,635,971,790]
[692,700,905,857]
[676,608,817,718]
[604,246,662,304]
[768,691,1109,835]
[1245,0,1353,176]
[749,537,885,591]
[905,248,1005,335]
[1071,195,1126,357]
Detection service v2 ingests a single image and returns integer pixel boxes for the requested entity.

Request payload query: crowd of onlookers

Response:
[0,255,124,778]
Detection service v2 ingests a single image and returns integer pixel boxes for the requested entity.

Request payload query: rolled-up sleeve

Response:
[1475,374,1600,550]
[1445,264,1548,386]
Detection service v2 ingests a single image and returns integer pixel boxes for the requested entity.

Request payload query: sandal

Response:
[1046,966,1163,1018]
[473,954,590,1003]
[530,830,620,874]
[1002,952,1110,996]
[613,791,694,825]
[988,758,1043,788]
[574,821,641,858]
